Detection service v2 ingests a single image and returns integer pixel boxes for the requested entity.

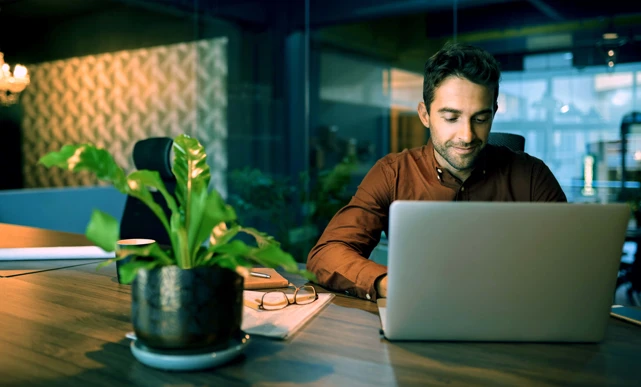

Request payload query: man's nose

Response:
[456,120,475,144]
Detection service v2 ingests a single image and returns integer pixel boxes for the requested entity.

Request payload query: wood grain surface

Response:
[0,223,102,277]
[1,225,640,386]
[0,223,93,248]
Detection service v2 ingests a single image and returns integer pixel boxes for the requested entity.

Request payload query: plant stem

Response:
[176,228,191,269]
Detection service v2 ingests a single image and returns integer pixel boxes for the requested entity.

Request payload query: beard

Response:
[432,137,485,171]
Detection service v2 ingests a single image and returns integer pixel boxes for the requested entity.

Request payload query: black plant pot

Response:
[131,265,244,351]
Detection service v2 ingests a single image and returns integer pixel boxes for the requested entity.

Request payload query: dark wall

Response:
[0,105,24,190]
[0,2,251,64]
[0,3,295,189]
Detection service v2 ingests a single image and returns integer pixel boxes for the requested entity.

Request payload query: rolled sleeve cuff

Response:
[354,263,388,301]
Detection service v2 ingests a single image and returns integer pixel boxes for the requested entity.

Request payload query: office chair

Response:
[119,137,176,246]
[488,132,525,152]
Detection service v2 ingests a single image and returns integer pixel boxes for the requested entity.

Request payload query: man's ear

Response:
[417,102,430,128]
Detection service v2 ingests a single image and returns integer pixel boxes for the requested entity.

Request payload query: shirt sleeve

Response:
[531,160,568,202]
[306,160,392,301]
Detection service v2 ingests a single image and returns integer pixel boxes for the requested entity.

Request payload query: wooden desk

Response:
[1,228,640,386]
[0,223,100,277]
[0,223,93,248]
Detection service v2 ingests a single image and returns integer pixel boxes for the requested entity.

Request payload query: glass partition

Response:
[2,0,641,261]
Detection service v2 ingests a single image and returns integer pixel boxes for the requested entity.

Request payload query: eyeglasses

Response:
[257,285,318,311]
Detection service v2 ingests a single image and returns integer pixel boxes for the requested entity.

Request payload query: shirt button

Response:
[437,175,441,180]
[366,294,371,300]
[345,290,350,295]
[482,170,486,174]
[461,187,465,192]
[437,168,442,173]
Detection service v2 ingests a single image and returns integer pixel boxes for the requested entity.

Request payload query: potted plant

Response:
[39,134,315,352]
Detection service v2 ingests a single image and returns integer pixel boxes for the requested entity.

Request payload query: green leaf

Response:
[171,213,190,269]
[205,240,255,269]
[239,227,279,247]
[128,170,179,214]
[213,239,253,256]
[198,223,241,265]
[120,243,174,265]
[186,188,208,257]
[118,259,161,284]
[96,242,174,269]
[96,254,129,269]
[38,144,128,191]
[247,244,299,272]
[171,134,211,215]
[171,134,211,266]
[85,210,120,252]
[208,255,242,271]
[209,224,241,247]
[195,191,237,250]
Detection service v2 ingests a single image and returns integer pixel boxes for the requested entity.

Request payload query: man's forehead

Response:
[431,78,494,113]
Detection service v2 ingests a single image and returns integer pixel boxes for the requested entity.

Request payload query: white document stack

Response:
[242,290,335,339]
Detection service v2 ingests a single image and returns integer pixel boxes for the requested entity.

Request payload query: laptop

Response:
[378,201,629,342]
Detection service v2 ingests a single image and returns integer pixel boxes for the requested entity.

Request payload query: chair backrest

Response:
[119,137,176,245]
[488,132,525,152]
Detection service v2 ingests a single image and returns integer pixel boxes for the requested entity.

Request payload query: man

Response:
[306,42,567,301]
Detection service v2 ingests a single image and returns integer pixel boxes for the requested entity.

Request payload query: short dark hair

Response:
[422,42,501,113]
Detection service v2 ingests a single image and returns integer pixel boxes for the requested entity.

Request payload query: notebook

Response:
[378,201,629,343]
[244,268,289,289]
[242,290,334,339]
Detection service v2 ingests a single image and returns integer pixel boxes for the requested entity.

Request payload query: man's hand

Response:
[375,274,388,298]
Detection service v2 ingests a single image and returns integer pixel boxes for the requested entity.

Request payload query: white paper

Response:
[0,246,115,260]
[242,291,334,339]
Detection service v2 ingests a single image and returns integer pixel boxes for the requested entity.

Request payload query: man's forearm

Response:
[307,242,387,300]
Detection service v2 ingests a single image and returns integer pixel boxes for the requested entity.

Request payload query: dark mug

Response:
[116,238,155,284]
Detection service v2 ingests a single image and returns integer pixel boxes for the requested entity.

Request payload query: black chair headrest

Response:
[132,137,174,180]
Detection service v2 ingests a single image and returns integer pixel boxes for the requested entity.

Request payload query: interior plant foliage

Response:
[305,155,357,229]
[228,155,356,260]
[228,168,299,252]
[38,134,315,284]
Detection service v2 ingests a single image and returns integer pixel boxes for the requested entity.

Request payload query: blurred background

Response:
[1,0,641,259]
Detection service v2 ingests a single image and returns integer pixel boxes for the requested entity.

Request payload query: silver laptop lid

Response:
[383,201,629,342]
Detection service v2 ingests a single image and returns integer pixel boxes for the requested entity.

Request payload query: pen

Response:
[250,271,271,279]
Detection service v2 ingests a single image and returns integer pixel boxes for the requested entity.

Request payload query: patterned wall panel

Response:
[21,37,227,195]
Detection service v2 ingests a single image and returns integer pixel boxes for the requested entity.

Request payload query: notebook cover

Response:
[244,268,289,290]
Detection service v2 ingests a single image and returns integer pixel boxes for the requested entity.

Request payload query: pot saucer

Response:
[130,332,251,371]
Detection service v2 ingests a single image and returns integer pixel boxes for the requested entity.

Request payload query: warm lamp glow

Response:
[0,52,30,106]
[13,64,28,79]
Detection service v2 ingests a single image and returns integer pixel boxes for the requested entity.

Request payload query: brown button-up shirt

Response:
[306,139,567,301]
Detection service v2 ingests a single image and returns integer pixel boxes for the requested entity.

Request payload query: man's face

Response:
[417,76,494,175]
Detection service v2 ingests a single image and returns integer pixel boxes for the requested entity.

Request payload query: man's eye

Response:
[444,117,458,122]
[474,117,490,123]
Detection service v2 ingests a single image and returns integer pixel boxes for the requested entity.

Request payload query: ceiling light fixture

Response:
[0,52,29,106]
